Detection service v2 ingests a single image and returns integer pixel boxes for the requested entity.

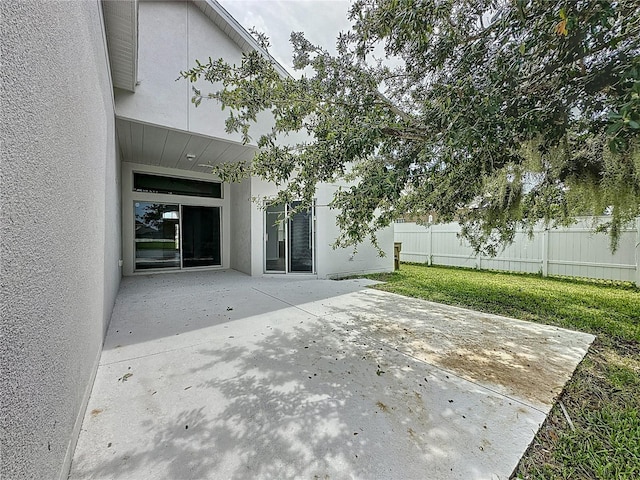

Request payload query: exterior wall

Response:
[0,1,121,479]
[229,178,252,275]
[249,179,394,278]
[104,144,123,336]
[121,162,231,275]
[114,0,274,145]
[395,218,640,285]
[314,184,394,278]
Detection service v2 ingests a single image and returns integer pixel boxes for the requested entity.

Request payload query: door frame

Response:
[133,201,223,272]
[122,163,228,276]
[179,204,222,269]
[263,200,316,274]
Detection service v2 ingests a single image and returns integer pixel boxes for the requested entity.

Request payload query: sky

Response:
[218,0,354,73]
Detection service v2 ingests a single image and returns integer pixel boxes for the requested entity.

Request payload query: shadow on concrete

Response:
[72,318,530,479]
[69,269,593,479]
[101,270,377,352]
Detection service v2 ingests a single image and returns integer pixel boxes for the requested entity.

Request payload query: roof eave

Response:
[102,0,138,92]
[191,0,292,79]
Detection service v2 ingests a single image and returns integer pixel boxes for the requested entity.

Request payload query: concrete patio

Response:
[69,270,594,479]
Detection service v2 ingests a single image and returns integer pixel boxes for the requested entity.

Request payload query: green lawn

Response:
[366,264,640,479]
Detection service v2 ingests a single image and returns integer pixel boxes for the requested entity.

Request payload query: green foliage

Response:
[555,407,640,479]
[180,0,640,254]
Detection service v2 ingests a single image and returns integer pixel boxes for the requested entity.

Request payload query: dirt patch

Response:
[363,315,579,407]
[437,346,558,406]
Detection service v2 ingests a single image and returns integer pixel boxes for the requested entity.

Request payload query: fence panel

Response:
[394,217,639,285]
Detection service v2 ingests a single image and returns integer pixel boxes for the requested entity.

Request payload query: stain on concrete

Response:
[357,303,592,408]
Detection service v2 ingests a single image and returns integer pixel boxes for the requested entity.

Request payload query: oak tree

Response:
[181,0,640,254]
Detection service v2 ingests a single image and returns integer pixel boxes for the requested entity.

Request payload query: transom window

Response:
[133,173,222,198]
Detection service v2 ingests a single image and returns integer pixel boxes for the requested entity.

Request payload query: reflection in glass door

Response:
[265,203,286,272]
[264,202,314,273]
[134,202,221,271]
[134,202,180,270]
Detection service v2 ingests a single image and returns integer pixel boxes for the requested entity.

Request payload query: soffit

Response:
[116,118,256,173]
[102,0,138,92]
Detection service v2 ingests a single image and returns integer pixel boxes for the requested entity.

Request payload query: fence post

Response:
[542,228,549,277]
[636,217,640,287]
[428,224,433,265]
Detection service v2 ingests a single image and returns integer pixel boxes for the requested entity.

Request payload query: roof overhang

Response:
[102,0,138,92]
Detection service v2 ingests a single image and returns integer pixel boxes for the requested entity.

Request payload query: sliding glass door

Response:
[134,202,180,270]
[288,201,313,272]
[182,205,221,267]
[265,202,314,273]
[265,203,286,272]
[134,202,221,271]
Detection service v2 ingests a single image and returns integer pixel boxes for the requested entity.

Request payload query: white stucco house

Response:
[113,0,393,279]
[1,1,392,479]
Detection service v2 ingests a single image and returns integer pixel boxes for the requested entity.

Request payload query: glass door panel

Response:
[182,206,221,267]
[288,201,313,273]
[134,202,180,270]
[265,203,286,272]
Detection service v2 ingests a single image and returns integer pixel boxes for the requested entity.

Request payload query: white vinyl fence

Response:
[395,217,640,286]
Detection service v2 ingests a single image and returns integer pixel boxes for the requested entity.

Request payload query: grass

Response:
[365,264,640,479]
